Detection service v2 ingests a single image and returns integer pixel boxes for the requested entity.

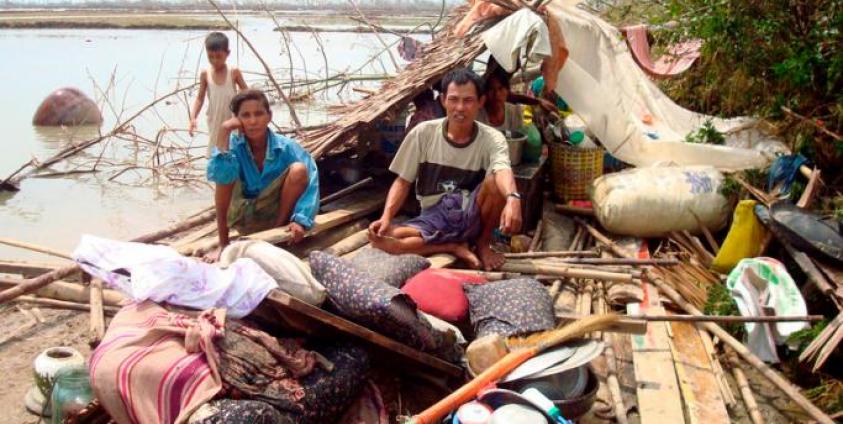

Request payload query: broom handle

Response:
[406,348,537,424]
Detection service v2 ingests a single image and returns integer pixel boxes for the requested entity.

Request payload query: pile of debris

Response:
[0,1,840,423]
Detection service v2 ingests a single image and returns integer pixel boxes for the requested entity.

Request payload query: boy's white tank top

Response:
[206,67,236,156]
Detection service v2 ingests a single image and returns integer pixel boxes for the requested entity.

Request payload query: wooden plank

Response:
[170,221,218,249]
[285,219,369,258]
[629,301,686,424]
[668,319,730,424]
[178,193,385,256]
[247,194,384,245]
[263,290,462,377]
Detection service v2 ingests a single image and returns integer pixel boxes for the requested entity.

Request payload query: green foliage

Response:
[703,283,745,340]
[719,175,741,198]
[742,168,769,189]
[685,119,725,145]
[804,377,843,414]
[786,319,828,353]
[656,0,843,171]
[719,168,768,198]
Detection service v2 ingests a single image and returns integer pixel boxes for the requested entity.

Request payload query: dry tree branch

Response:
[206,0,302,128]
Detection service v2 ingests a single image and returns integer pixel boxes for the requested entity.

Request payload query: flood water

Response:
[0,13,420,262]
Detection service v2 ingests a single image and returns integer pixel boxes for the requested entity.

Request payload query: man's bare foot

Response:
[477,244,505,271]
[453,242,482,269]
[202,247,222,263]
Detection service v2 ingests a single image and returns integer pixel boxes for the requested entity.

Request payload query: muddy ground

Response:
[0,305,93,424]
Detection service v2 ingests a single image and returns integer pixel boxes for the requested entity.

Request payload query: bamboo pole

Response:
[575,219,834,424]
[553,257,678,266]
[0,237,73,260]
[728,355,764,424]
[501,261,636,283]
[324,229,370,257]
[597,281,628,424]
[503,250,599,259]
[0,207,214,304]
[319,177,374,207]
[17,295,120,315]
[0,276,125,306]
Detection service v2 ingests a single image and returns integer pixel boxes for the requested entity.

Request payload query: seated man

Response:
[205,89,319,261]
[368,68,522,271]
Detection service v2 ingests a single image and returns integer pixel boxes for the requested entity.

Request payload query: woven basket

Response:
[550,142,604,201]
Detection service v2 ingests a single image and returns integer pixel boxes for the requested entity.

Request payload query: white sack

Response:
[482,4,787,171]
[591,166,730,237]
[220,240,327,306]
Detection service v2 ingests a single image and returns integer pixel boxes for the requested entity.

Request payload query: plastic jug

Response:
[524,123,543,162]
[568,131,597,149]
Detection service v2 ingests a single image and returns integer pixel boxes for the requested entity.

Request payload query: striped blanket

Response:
[90,302,225,424]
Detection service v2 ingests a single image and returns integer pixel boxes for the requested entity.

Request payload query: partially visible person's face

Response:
[236,99,271,141]
[486,78,509,107]
[442,82,484,126]
[206,48,229,69]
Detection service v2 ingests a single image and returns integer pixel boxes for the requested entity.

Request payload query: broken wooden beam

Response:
[262,290,462,377]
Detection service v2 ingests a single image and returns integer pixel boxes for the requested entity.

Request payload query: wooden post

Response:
[89,278,105,345]
[528,219,543,252]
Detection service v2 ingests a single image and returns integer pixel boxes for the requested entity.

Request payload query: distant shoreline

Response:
[0,10,441,31]
[275,25,432,34]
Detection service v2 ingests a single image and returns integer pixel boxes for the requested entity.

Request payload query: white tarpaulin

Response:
[482,6,787,170]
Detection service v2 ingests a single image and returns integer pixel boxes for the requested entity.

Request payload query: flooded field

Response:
[0,11,426,261]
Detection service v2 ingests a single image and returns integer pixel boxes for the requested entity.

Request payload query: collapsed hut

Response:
[0,1,841,424]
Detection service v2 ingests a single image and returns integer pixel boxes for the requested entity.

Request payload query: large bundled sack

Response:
[220,240,326,306]
[591,166,730,237]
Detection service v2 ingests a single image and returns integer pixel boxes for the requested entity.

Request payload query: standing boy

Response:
[189,32,248,157]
